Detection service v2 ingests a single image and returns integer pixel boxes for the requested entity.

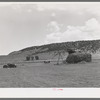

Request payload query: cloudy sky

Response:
[0,2,100,55]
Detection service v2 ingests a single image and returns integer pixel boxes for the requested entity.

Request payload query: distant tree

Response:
[67,48,76,54]
[26,56,30,61]
[35,56,39,60]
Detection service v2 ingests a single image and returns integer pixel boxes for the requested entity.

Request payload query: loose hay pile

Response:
[3,63,17,68]
[66,52,92,64]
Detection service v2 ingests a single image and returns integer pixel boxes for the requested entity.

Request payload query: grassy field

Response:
[0,59,100,87]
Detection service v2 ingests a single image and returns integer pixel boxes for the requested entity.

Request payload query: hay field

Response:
[0,58,100,87]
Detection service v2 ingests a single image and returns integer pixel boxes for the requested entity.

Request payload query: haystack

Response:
[66,52,92,64]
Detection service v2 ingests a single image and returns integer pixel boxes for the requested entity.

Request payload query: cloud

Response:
[36,2,100,19]
[36,2,100,11]
[36,4,67,11]
[47,21,60,32]
[45,18,100,44]
[51,12,56,17]
[27,9,32,13]
[87,6,100,17]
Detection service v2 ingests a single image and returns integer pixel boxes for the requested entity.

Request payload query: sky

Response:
[1,2,100,55]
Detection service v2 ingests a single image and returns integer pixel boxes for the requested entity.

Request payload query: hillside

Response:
[8,39,100,61]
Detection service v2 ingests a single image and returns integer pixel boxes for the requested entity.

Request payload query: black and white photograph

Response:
[0,2,100,88]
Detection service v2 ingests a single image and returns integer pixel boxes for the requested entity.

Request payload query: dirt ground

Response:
[0,59,100,87]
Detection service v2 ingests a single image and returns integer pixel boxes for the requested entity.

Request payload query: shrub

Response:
[66,52,92,64]
[67,48,76,54]
[26,56,30,61]
[35,56,39,60]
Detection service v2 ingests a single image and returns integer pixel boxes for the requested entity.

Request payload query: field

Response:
[0,58,100,87]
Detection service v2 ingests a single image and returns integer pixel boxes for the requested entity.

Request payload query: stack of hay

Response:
[66,50,92,64]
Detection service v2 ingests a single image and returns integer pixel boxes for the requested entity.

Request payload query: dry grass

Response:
[0,58,100,87]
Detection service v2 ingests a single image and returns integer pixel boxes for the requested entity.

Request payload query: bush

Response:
[66,52,92,64]
[26,56,30,61]
[67,48,76,54]
[35,56,39,60]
